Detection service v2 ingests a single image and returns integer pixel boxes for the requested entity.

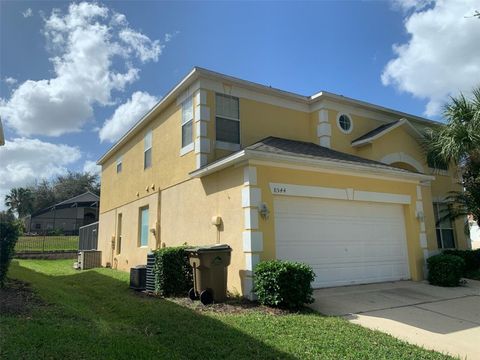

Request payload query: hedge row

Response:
[443,249,480,274]
[151,246,193,297]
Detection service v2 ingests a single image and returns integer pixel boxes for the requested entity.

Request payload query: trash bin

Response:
[185,244,232,305]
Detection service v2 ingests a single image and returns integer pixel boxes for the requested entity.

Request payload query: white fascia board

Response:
[247,150,434,182]
[189,150,247,178]
[352,118,425,148]
[189,147,435,182]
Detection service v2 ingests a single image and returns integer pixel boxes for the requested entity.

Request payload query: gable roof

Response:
[56,191,99,206]
[29,191,100,217]
[351,118,424,147]
[97,67,441,165]
[190,136,434,182]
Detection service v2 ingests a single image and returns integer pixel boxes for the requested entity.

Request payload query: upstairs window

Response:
[144,130,152,169]
[336,113,353,134]
[182,97,193,148]
[434,203,455,249]
[116,156,123,173]
[216,94,240,144]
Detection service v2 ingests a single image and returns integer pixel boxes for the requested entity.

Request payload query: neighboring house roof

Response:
[351,118,424,147]
[190,136,434,181]
[29,191,100,217]
[97,67,441,165]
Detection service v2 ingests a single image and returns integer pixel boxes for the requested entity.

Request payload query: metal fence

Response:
[79,221,98,250]
[15,234,79,253]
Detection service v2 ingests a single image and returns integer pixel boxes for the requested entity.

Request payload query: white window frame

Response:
[144,130,152,170]
[181,97,194,155]
[336,113,353,134]
[116,155,123,174]
[215,93,240,148]
[433,202,456,249]
[138,206,149,248]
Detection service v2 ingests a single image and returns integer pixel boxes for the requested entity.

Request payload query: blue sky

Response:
[0,0,479,208]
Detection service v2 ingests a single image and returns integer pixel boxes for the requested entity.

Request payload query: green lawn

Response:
[0,260,454,360]
[15,236,79,252]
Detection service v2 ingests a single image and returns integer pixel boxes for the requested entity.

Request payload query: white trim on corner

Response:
[269,182,412,205]
[180,142,194,156]
[336,112,353,134]
[215,141,241,151]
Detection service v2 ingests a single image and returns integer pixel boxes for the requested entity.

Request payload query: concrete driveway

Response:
[310,280,480,359]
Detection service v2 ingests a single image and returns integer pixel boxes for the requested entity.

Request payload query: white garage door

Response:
[274,197,410,288]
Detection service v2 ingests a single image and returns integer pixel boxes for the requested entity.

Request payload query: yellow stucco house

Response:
[97,67,469,298]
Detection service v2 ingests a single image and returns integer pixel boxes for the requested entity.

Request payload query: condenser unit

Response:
[130,265,147,291]
[146,253,155,293]
[77,250,102,270]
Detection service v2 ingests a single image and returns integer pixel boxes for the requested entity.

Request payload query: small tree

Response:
[0,214,20,288]
[425,87,480,222]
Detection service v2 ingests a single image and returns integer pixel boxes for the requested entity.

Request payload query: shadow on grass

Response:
[1,261,296,360]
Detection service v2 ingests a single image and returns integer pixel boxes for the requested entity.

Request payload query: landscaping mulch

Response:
[139,291,303,315]
[0,279,44,316]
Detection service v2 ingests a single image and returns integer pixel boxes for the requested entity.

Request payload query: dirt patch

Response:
[137,291,306,315]
[0,279,44,316]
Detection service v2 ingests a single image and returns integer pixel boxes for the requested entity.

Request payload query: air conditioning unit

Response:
[130,265,147,291]
[77,250,102,270]
[146,253,155,293]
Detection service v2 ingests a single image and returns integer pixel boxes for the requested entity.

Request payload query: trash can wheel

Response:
[188,287,198,301]
[200,289,213,305]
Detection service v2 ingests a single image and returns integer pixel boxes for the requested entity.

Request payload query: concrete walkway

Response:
[310,280,480,359]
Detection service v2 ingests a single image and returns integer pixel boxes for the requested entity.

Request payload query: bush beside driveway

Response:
[0,260,454,360]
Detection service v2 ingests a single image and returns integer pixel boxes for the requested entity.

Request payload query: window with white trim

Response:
[336,113,352,133]
[216,94,240,144]
[116,155,123,173]
[433,203,455,249]
[181,97,193,148]
[139,206,149,247]
[144,130,152,169]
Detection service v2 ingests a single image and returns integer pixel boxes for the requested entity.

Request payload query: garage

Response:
[274,196,410,288]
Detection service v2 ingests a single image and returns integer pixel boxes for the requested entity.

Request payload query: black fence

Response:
[79,221,98,251]
[15,234,79,253]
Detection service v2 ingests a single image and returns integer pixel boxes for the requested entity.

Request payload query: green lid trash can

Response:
[185,244,232,305]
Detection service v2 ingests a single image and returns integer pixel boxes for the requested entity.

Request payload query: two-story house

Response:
[97,67,469,298]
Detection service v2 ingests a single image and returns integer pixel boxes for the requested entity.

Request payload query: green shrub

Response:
[0,217,20,288]
[253,260,315,310]
[427,254,465,287]
[152,246,193,297]
[443,249,480,273]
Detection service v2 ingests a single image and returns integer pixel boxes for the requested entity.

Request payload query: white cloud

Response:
[119,28,162,63]
[4,77,17,85]
[83,160,101,175]
[382,0,480,117]
[0,138,81,210]
[99,91,158,143]
[22,8,33,18]
[0,2,165,137]
[391,0,434,12]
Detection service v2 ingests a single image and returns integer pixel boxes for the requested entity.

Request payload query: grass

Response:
[0,260,454,360]
[15,236,79,252]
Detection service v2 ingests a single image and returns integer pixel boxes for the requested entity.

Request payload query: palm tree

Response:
[425,87,480,222]
[4,188,33,218]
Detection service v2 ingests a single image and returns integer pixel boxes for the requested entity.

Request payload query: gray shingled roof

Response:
[246,136,417,173]
[351,120,401,144]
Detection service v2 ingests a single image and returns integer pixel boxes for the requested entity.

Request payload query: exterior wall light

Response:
[259,202,270,220]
